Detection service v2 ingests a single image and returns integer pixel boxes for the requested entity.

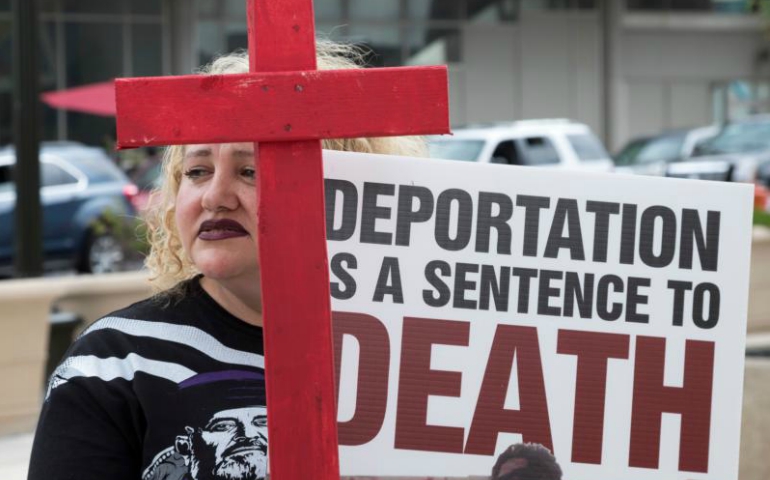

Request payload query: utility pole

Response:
[12,0,43,277]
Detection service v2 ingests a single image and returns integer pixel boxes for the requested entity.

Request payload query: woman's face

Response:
[175,143,259,283]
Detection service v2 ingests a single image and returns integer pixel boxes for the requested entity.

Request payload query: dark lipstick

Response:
[198,219,248,241]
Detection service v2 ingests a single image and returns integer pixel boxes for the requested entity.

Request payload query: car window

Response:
[683,128,718,157]
[614,139,647,166]
[70,155,128,183]
[635,135,683,163]
[519,137,559,166]
[566,133,610,162]
[491,141,520,165]
[428,139,485,162]
[42,162,79,187]
[696,121,770,156]
[0,162,81,192]
[0,165,12,193]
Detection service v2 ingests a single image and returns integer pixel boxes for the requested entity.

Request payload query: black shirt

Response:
[28,276,268,480]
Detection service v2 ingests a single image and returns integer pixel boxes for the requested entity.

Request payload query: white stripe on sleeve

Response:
[83,317,265,369]
[46,353,197,399]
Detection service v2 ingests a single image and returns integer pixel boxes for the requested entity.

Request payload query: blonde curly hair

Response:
[144,39,428,291]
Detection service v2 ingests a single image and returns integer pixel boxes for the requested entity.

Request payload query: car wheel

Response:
[78,230,126,274]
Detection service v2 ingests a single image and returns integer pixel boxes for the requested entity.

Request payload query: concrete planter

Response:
[0,271,152,436]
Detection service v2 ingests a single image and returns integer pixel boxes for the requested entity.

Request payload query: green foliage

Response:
[754,208,770,227]
[751,0,770,17]
[90,208,150,258]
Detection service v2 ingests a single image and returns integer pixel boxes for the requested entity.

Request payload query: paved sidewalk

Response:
[0,432,33,480]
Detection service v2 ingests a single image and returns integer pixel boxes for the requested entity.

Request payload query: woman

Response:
[28,40,426,480]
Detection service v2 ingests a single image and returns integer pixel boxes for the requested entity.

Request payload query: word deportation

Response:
[325,180,721,272]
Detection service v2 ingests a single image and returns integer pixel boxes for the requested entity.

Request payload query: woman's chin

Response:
[194,256,259,283]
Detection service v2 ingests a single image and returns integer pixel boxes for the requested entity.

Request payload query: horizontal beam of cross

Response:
[116,67,449,148]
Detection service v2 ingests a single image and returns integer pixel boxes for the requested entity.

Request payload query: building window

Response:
[406,26,462,66]
[712,80,770,123]
[195,0,470,69]
[0,0,167,146]
[468,0,520,24]
[0,20,9,144]
[62,0,123,15]
[315,0,343,21]
[131,0,162,15]
[348,25,403,67]
[627,0,754,12]
[132,24,163,77]
[519,0,596,10]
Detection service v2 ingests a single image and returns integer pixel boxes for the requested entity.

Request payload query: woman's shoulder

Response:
[45,277,239,398]
[85,275,206,330]
[62,275,260,368]
[71,279,201,351]
[109,276,201,321]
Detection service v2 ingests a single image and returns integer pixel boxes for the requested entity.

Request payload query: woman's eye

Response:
[242,168,256,180]
[183,168,209,180]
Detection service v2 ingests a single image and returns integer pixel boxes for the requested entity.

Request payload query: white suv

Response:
[428,119,614,173]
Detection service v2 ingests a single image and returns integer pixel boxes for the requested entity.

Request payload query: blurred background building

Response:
[0,0,768,151]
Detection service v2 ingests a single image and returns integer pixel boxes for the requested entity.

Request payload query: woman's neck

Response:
[200,275,263,327]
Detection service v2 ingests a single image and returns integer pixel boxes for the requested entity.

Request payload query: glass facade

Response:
[0,0,613,146]
[193,0,597,70]
[0,0,760,148]
[0,0,166,146]
[0,20,9,143]
[627,0,755,12]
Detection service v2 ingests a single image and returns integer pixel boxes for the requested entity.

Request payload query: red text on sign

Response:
[331,313,715,473]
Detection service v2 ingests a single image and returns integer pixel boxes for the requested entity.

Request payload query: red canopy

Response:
[41,81,116,117]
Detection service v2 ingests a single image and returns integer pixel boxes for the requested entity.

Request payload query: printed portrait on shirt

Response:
[143,370,268,480]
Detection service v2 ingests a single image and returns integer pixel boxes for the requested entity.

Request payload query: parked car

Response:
[613,125,719,177]
[667,115,770,183]
[0,142,140,275]
[428,119,614,173]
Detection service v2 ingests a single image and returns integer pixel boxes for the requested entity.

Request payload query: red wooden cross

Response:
[115,1,448,479]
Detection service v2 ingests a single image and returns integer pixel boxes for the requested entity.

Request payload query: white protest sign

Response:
[322,149,753,480]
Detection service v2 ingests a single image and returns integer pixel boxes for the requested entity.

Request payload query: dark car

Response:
[614,126,718,177]
[667,115,770,183]
[0,142,140,275]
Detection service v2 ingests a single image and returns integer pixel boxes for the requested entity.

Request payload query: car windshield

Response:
[566,133,610,162]
[428,139,485,162]
[614,135,683,166]
[695,121,770,156]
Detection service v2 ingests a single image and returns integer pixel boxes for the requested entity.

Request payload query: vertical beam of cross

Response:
[246,1,340,479]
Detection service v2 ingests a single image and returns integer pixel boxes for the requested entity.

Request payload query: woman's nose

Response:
[201,171,239,211]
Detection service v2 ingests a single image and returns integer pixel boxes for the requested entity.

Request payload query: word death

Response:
[332,312,715,474]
